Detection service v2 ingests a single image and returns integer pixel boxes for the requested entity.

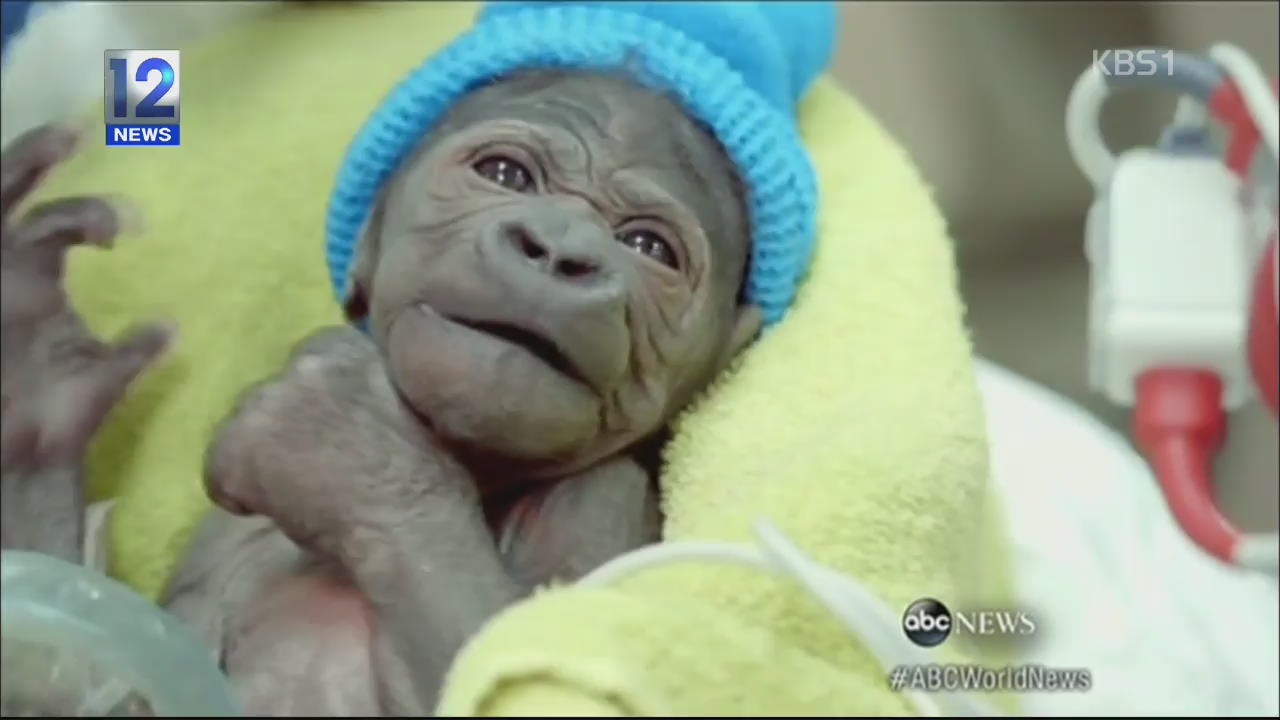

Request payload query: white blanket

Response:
[979,359,1279,716]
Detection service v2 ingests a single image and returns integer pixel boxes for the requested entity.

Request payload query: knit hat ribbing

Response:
[325,1,835,326]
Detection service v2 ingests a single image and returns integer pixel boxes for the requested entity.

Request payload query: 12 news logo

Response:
[901,598,1037,648]
[104,50,180,147]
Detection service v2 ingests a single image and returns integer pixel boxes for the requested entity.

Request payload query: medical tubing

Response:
[1067,48,1224,188]
[1247,239,1279,416]
[1205,43,1280,165]
[1132,368,1237,563]
[1209,77,1279,178]
[578,520,1005,718]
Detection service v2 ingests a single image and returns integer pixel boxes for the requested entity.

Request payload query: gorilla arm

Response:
[169,327,659,715]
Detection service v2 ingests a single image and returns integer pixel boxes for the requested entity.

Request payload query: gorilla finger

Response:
[30,323,173,462]
[10,196,141,273]
[291,325,370,364]
[208,400,293,516]
[0,125,81,225]
[79,321,177,426]
[206,475,255,516]
[203,416,260,517]
[104,320,177,384]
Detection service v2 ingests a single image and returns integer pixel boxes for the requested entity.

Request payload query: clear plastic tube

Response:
[1,550,241,717]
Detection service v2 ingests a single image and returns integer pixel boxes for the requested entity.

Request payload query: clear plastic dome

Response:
[1,551,241,716]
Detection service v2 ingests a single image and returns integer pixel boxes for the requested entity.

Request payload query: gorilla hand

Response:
[1,124,173,560]
[205,325,474,562]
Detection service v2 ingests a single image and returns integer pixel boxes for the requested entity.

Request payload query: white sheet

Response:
[978,359,1279,716]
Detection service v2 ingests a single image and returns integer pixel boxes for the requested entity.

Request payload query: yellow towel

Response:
[30,1,1015,714]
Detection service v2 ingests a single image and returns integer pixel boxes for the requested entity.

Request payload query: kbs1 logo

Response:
[104,50,180,146]
[901,598,1037,648]
[1091,48,1174,77]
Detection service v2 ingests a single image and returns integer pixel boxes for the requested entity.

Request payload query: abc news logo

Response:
[901,598,1036,648]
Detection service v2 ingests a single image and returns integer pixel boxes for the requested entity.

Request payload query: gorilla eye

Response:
[616,229,679,269]
[472,155,534,192]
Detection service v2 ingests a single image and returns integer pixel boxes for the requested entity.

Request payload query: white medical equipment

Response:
[1067,42,1279,574]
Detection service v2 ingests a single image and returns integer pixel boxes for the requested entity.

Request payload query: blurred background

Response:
[2,0,1277,530]
[832,0,1279,532]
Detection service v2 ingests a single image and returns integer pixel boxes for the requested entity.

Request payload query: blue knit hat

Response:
[325,1,836,326]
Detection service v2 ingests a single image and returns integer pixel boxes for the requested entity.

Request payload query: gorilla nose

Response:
[497,219,608,285]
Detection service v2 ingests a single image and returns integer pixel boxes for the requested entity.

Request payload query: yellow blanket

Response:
[33,1,1014,714]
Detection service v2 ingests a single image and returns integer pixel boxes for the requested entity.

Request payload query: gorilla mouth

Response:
[449,317,587,385]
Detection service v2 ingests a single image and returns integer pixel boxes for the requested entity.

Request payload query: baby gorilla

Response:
[162,70,761,715]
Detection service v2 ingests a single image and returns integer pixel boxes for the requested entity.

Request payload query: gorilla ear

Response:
[718,303,763,369]
[729,303,763,354]
[341,202,385,323]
